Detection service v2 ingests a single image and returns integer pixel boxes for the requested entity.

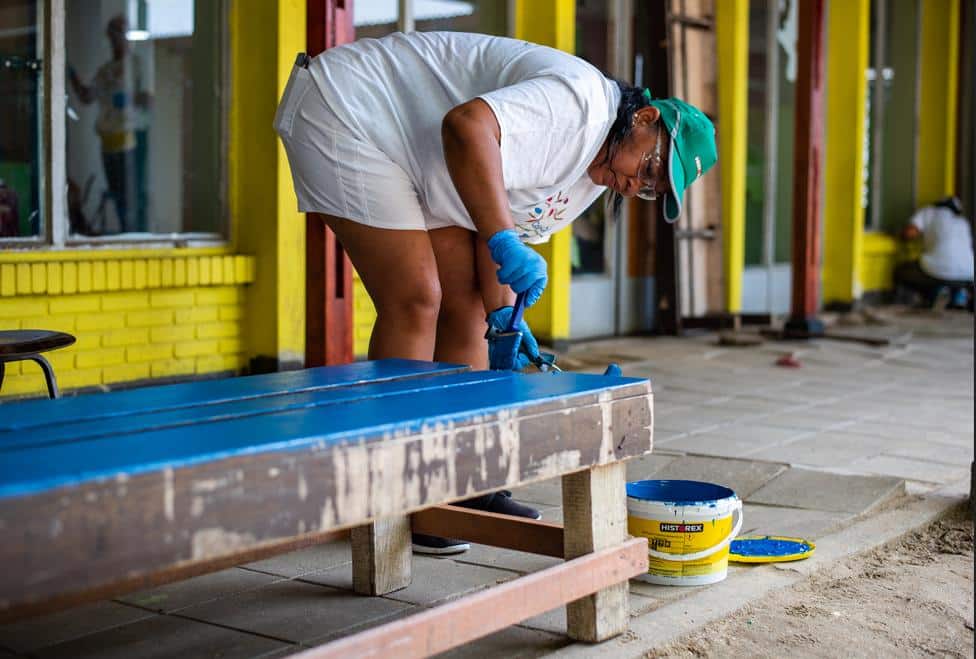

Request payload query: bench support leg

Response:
[351,515,411,596]
[562,462,629,642]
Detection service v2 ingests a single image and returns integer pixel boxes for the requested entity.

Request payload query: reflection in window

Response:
[65,0,224,238]
[0,0,42,239]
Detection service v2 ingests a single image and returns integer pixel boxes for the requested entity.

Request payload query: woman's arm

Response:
[441,99,513,240]
[68,67,94,105]
[476,236,515,313]
[444,97,549,307]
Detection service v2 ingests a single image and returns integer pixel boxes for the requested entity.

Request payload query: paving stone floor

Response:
[1,307,971,658]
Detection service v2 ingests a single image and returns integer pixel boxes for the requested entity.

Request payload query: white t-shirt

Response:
[308,31,618,243]
[910,206,975,281]
[92,54,150,137]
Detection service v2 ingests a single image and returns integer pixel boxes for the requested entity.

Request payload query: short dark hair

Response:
[935,196,963,215]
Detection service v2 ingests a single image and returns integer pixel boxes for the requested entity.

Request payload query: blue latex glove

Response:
[487,230,548,307]
[486,306,541,370]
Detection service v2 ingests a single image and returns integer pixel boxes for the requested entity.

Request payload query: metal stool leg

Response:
[29,355,60,399]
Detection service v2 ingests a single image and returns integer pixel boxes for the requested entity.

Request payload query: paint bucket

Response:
[626,480,743,586]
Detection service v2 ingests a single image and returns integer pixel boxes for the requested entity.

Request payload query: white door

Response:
[570,0,632,339]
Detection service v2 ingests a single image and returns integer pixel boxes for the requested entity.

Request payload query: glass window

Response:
[572,0,611,275]
[354,1,507,40]
[0,0,42,239]
[354,0,402,39]
[64,0,225,239]
[413,1,506,34]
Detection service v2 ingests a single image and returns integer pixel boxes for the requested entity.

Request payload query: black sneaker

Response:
[411,533,470,555]
[454,491,542,520]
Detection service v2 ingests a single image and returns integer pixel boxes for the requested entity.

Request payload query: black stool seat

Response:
[0,330,76,399]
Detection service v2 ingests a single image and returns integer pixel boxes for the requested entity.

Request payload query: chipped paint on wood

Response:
[496,409,520,485]
[191,528,257,560]
[163,468,174,521]
[535,450,583,476]
[599,391,615,463]
[0,371,653,612]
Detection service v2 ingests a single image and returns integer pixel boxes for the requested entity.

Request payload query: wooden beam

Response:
[351,516,411,596]
[411,505,564,557]
[305,1,354,366]
[0,371,651,614]
[0,530,349,624]
[290,538,648,659]
[786,0,826,336]
[305,214,354,366]
[562,462,629,642]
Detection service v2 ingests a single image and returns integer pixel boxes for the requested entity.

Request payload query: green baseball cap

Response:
[649,97,717,223]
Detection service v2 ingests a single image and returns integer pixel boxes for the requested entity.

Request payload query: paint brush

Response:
[487,291,528,371]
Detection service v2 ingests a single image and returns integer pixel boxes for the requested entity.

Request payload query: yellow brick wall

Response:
[0,253,255,399]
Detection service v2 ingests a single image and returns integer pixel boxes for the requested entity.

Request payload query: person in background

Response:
[895,196,974,310]
[68,14,152,234]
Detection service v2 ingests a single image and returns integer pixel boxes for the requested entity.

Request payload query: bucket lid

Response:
[626,479,737,505]
[729,535,816,563]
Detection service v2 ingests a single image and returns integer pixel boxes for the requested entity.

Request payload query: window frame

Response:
[0,0,230,251]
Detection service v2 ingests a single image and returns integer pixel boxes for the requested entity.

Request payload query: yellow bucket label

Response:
[629,514,733,578]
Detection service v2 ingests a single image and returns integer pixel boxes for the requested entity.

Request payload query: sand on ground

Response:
[646,505,975,659]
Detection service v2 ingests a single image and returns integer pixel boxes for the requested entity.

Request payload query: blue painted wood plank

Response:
[0,370,515,452]
[0,372,647,499]
[0,359,467,432]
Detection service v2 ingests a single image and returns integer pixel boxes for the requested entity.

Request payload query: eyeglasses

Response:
[636,123,666,201]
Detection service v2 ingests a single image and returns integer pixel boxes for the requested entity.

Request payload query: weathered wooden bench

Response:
[0,359,653,656]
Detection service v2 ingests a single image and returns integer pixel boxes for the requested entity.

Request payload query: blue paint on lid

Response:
[626,479,736,506]
[730,537,813,557]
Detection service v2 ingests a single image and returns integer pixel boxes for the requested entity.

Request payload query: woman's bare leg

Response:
[316,213,441,361]
[427,226,488,369]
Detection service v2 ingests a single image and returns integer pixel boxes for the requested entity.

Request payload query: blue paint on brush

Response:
[731,537,813,557]
[626,480,736,506]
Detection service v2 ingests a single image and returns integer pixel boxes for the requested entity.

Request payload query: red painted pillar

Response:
[305,0,355,366]
[785,0,826,336]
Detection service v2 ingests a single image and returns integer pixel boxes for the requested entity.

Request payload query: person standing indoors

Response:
[275,31,717,554]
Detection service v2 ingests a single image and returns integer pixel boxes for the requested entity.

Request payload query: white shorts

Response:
[273,60,432,230]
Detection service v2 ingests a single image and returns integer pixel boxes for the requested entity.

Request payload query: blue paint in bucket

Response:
[626,479,735,507]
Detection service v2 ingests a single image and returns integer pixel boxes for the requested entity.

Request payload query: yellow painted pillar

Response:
[715,0,748,313]
[917,0,960,205]
[822,0,870,306]
[514,0,575,343]
[229,0,306,369]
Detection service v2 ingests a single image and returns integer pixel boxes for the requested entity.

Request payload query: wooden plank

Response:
[786,0,827,333]
[0,370,515,453]
[562,462,629,642]
[0,359,469,432]
[291,538,648,659]
[0,373,650,498]
[0,529,349,624]
[305,214,354,367]
[411,505,564,558]
[0,380,652,611]
[352,516,411,596]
